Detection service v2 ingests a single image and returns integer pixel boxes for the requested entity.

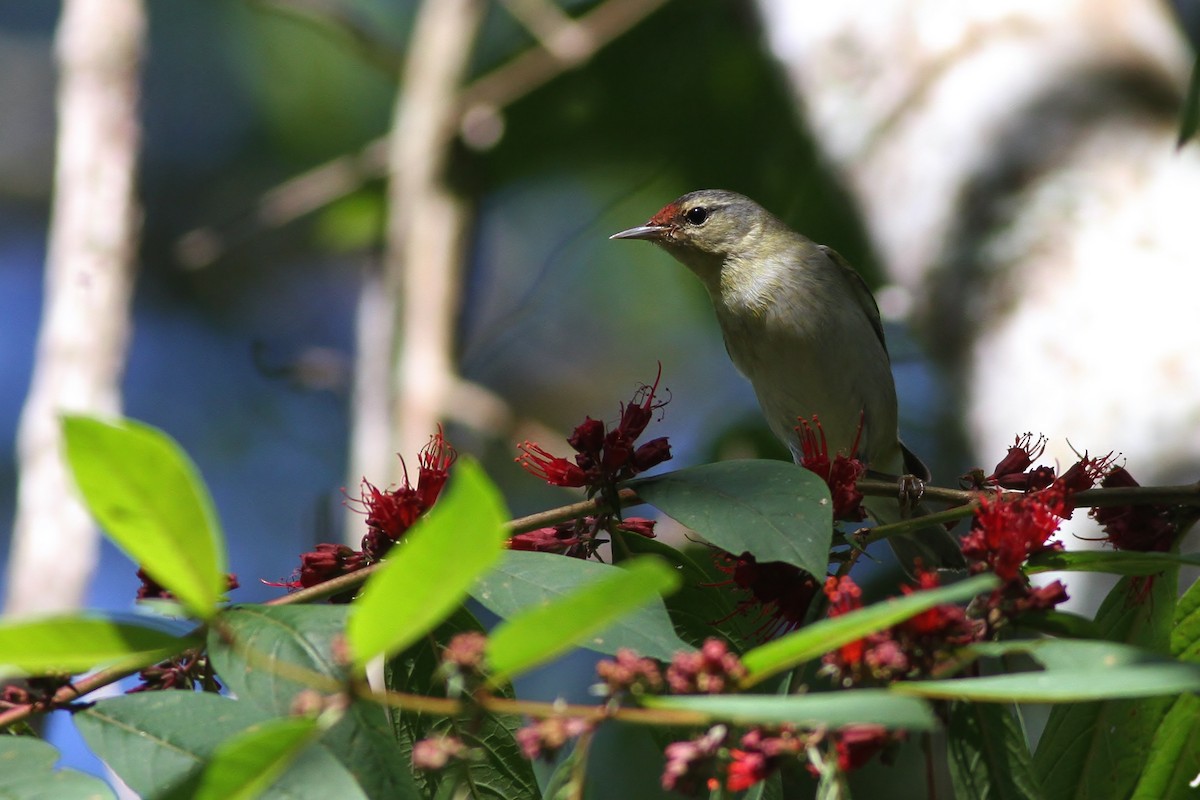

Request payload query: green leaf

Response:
[895,638,1200,702]
[485,556,681,684]
[1173,571,1200,663]
[740,573,998,685]
[208,605,423,799]
[193,717,326,800]
[543,734,591,800]
[473,550,691,661]
[385,606,538,800]
[348,458,509,669]
[631,460,833,577]
[1128,576,1200,798]
[1130,693,1200,800]
[75,692,365,799]
[642,690,936,730]
[1010,609,1100,639]
[621,533,763,651]
[1032,573,1178,799]
[62,415,226,619]
[1179,53,1200,148]
[208,605,351,709]
[1025,549,1200,575]
[946,702,1044,800]
[0,614,187,674]
[0,736,116,799]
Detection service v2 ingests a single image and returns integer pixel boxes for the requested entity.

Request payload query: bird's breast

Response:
[715,298,901,471]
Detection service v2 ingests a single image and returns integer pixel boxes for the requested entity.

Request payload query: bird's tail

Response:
[865,496,966,573]
[867,443,966,572]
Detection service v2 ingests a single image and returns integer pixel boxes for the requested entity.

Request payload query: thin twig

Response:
[173,0,671,266]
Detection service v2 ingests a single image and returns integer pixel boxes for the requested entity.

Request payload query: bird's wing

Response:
[817,244,889,360]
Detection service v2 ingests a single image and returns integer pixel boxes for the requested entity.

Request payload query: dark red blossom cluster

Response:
[1,675,72,715]
[595,647,664,699]
[821,572,976,688]
[711,551,819,639]
[961,490,1065,582]
[440,631,488,678]
[727,726,808,791]
[128,652,216,694]
[1091,466,1178,552]
[515,716,593,761]
[980,437,1181,553]
[795,415,867,522]
[594,638,748,700]
[662,724,728,795]
[136,568,239,602]
[817,724,900,776]
[972,433,1056,491]
[410,735,467,772]
[657,717,895,794]
[964,434,1116,510]
[666,638,747,694]
[955,436,1156,626]
[596,641,828,794]
[662,724,825,795]
[516,369,671,497]
[358,428,458,561]
[960,491,1070,628]
[508,516,656,559]
[266,429,456,600]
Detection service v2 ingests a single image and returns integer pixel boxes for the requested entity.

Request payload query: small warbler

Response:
[612,189,963,570]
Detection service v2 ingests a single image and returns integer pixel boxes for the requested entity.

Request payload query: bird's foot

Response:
[897,474,925,518]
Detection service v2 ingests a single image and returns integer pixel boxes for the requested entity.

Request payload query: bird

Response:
[611,189,963,570]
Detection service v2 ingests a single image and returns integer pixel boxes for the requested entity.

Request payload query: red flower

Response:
[822,571,978,686]
[898,569,971,638]
[140,568,238,602]
[516,369,672,496]
[1047,449,1118,517]
[1091,466,1177,552]
[361,482,423,539]
[726,727,806,791]
[713,552,818,638]
[666,638,746,695]
[411,736,466,772]
[614,517,657,538]
[796,416,866,521]
[515,442,589,488]
[631,437,672,473]
[515,717,591,761]
[986,433,1052,490]
[596,648,664,698]
[833,725,894,772]
[617,364,667,441]
[349,429,460,560]
[661,725,726,795]
[961,490,1064,582]
[822,576,866,669]
[508,518,599,558]
[264,544,365,602]
[416,426,456,508]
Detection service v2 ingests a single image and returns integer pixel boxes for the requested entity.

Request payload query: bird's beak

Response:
[609,224,668,241]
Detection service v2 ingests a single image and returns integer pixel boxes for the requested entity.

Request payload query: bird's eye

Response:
[684,206,709,225]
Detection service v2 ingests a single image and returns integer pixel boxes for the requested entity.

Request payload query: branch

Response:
[5,0,144,616]
[173,0,670,267]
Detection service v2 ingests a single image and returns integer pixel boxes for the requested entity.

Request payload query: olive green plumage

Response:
[613,189,962,570]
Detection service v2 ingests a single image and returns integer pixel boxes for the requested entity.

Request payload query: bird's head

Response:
[610,189,786,284]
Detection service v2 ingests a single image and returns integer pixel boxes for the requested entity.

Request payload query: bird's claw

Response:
[897,474,925,518]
